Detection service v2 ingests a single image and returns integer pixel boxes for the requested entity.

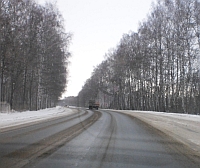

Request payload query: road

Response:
[0,108,199,168]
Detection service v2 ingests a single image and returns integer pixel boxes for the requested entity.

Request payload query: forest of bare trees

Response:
[78,0,200,114]
[0,0,71,111]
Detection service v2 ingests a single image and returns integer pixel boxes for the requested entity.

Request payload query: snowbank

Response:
[0,106,75,130]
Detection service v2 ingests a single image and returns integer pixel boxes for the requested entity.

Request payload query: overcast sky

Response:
[39,0,155,98]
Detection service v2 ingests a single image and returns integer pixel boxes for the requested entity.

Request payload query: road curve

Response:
[0,108,101,168]
[25,109,200,168]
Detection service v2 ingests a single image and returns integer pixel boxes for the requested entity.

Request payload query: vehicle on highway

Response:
[88,100,99,110]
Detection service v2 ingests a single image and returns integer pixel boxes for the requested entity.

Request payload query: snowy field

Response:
[0,106,75,131]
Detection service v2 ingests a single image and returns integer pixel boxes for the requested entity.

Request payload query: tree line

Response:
[78,0,200,114]
[0,0,71,111]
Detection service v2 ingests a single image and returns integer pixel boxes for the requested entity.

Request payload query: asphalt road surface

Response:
[0,108,199,168]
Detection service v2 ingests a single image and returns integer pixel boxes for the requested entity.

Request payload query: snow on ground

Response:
[114,110,200,155]
[1,106,200,155]
[0,106,75,131]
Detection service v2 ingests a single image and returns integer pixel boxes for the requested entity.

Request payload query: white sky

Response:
[38,0,156,98]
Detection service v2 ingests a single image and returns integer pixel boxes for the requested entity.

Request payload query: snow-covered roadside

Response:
[0,106,75,131]
[114,110,200,155]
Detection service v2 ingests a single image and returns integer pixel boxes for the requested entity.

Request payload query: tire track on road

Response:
[0,110,102,168]
[0,109,87,143]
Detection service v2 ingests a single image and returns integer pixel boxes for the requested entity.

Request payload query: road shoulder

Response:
[105,109,200,158]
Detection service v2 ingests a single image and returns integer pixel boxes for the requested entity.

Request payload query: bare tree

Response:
[0,0,71,111]
[78,0,200,114]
